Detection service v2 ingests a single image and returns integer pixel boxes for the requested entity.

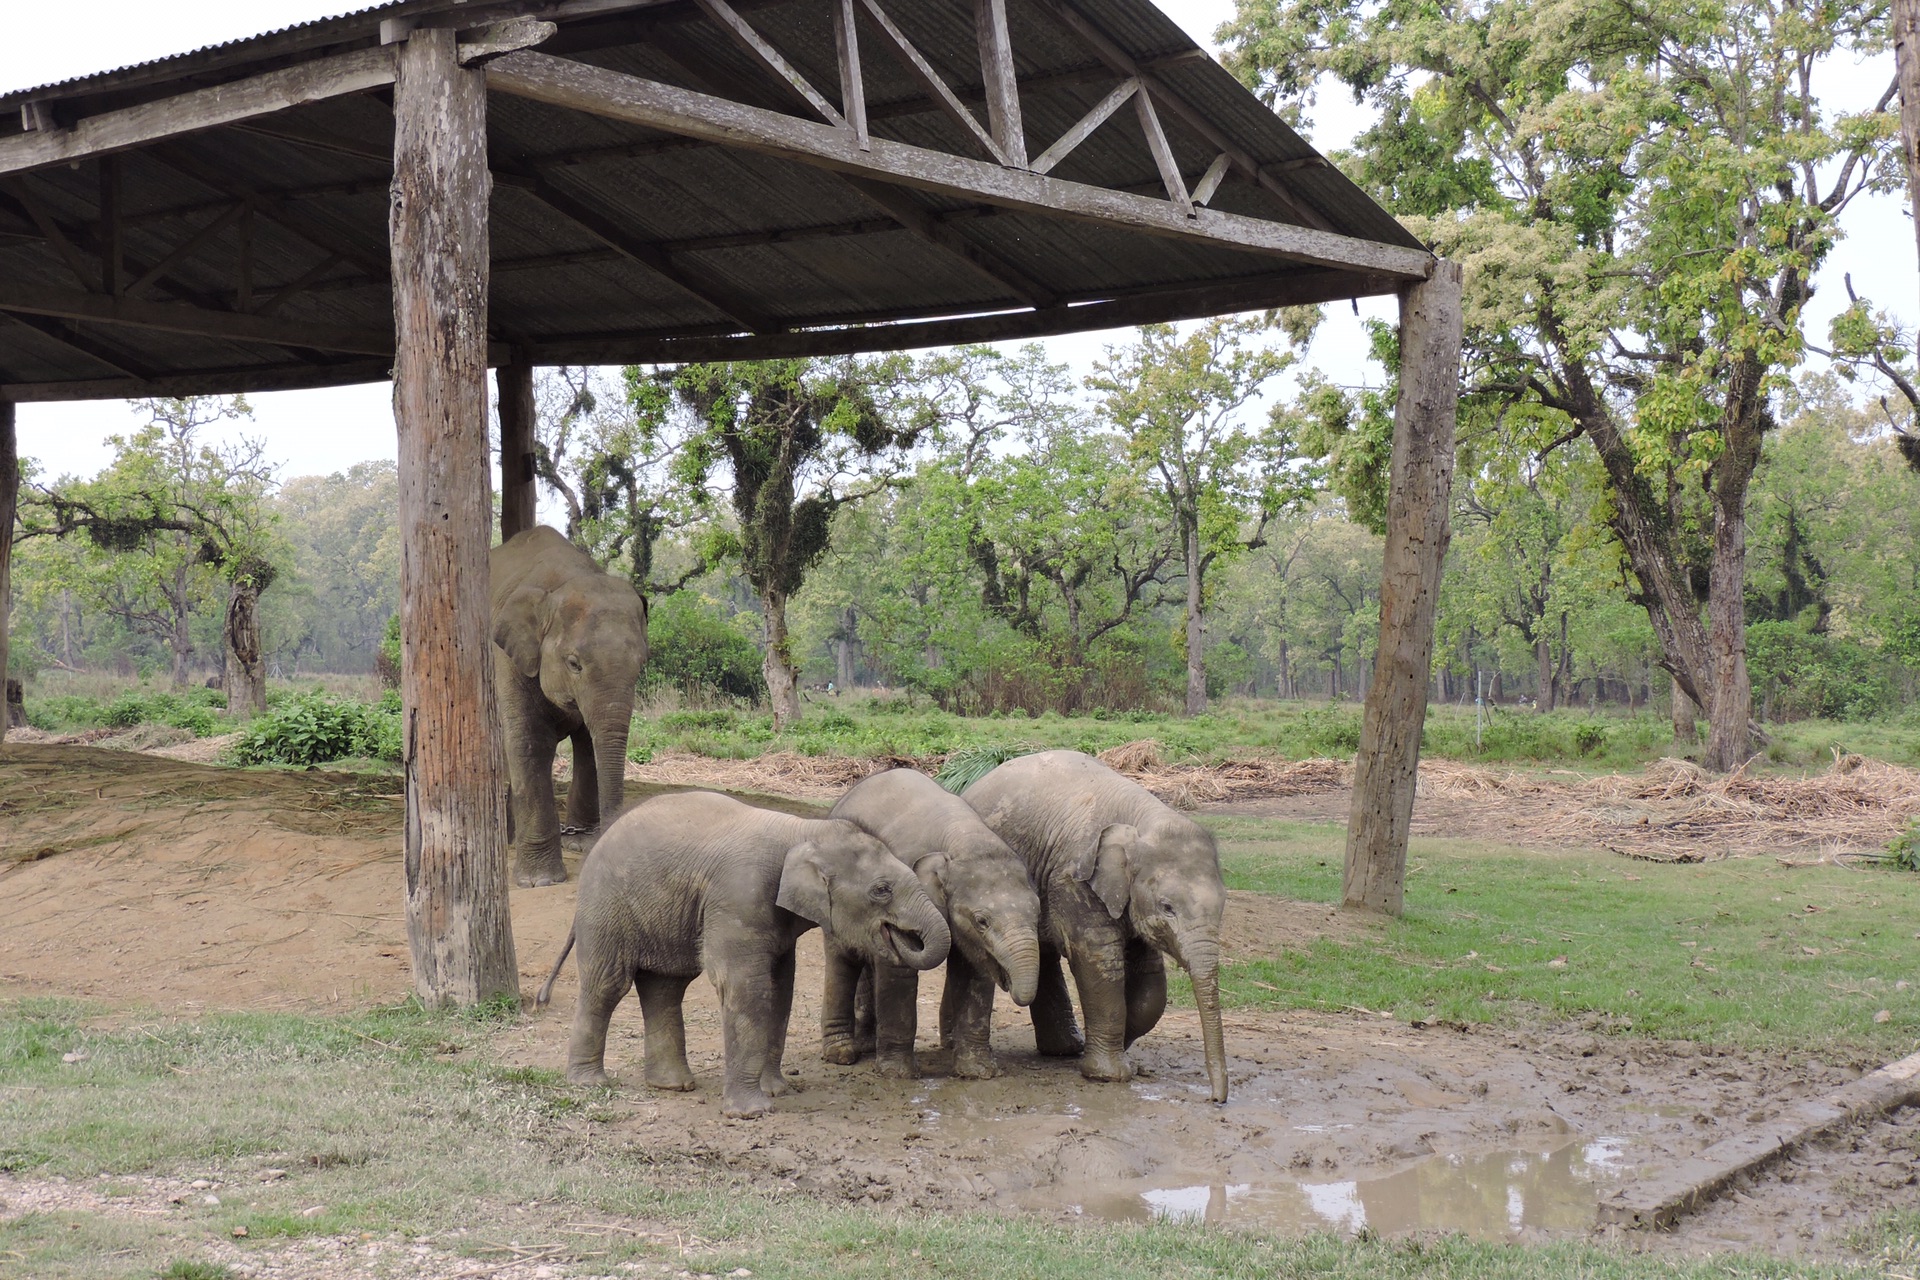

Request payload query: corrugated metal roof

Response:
[0,0,1427,401]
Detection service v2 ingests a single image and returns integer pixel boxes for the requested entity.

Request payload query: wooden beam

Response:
[3,180,99,291]
[389,27,519,1007]
[835,0,869,150]
[1133,88,1191,215]
[125,201,249,298]
[696,0,845,126]
[497,358,538,542]
[99,157,124,296]
[0,278,394,355]
[0,399,14,741]
[531,265,1403,364]
[840,176,1056,308]
[1029,78,1136,175]
[0,47,397,177]
[486,51,1435,279]
[857,0,1007,165]
[1036,0,1339,233]
[0,357,392,402]
[1344,260,1464,917]
[974,0,1027,167]
[152,145,394,280]
[2,310,155,379]
[251,252,347,317]
[1192,151,1232,207]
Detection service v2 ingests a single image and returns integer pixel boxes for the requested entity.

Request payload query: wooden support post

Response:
[0,399,15,739]
[497,357,538,542]
[1343,260,1463,916]
[390,26,519,1005]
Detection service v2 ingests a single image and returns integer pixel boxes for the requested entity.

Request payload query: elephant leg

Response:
[564,724,599,833]
[819,943,866,1065]
[634,970,695,1092]
[944,950,999,1080]
[1065,934,1132,1084]
[761,946,800,1098]
[713,957,778,1118]
[1029,945,1084,1058]
[871,962,920,1079]
[851,964,877,1058]
[566,963,629,1085]
[1124,939,1168,1048]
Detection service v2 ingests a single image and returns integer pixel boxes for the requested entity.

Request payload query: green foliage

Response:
[104,690,219,736]
[158,1263,237,1280]
[376,613,401,689]
[933,743,1036,793]
[643,592,766,706]
[227,692,400,766]
[1747,621,1899,722]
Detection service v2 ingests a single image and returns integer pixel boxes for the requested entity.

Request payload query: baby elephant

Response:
[824,769,1041,1079]
[538,790,950,1117]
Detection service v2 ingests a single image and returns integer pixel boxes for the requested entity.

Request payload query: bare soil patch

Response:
[2,743,1913,1259]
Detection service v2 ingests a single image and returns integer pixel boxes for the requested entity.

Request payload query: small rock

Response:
[202,1194,221,1207]
[732,1271,755,1277]
[60,1051,88,1064]
[232,1225,249,1238]
[189,1180,213,1190]
[257,1168,288,1182]
[300,1205,328,1218]
[1547,956,1568,969]
[1874,1010,1892,1024]
[1572,1036,1600,1057]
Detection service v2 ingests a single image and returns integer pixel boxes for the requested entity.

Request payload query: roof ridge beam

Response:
[485,51,1434,280]
[974,0,1026,167]
[0,278,394,355]
[0,47,398,177]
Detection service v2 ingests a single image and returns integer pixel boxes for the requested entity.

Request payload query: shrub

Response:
[228,693,400,766]
[1301,706,1362,756]
[103,691,216,737]
[643,592,765,706]
[375,614,402,689]
[1748,621,1898,721]
[1573,723,1608,756]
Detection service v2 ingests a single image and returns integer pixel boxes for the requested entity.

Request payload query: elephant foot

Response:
[762,1071,801,1098]
[515,858,568,888]
[567,1064,613,1087]
[1079,1047,1133,1084]
[873,1051,919,1080]
[722,1088,772,1119]
[950,1048,999,1080]
[644,1066,696,1092]
[820,1037,864,1066]
[1033,1027,1084,1058]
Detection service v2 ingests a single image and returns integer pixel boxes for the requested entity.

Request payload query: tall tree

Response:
[1092,317,1306,716]
[668,357,919,729]
[1223,0,1898,768]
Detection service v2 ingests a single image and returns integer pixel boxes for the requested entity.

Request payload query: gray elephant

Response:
[535,790,951,1118]
[962,750,1229,1102]
[822,768,1041,1079]
[492,525,648,887]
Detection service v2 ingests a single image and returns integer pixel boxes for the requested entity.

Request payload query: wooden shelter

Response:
[0,0,1460,1002]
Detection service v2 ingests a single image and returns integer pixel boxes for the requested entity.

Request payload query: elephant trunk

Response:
[886,892,952,971]
[590,718,629,827]
[1176,930,1229,1104]
[987,925,1041,1007]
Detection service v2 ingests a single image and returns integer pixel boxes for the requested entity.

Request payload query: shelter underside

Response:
[0,0,1429,401]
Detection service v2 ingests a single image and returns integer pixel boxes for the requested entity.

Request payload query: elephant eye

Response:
[973,911,991,929]
[565,654,584,673]
[869,881,893,903]
[1158,900,1175,915]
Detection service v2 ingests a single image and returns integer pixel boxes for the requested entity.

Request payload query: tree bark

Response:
[391,27,519,1007]
[0,400,16,738]
[1898,0,1920,353]
[223,575,267,719]
[763,587,801,729]
[1183,523,1206,717]
[1534,636,1555,713]
[1671,675,1698,745]
[835,605,856,689]
[1345,261,1463,917]
[1702,361,1765,772]
[170,562,193,688]
[497,357,538,544]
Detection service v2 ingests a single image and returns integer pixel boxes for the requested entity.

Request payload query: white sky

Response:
[4,1,1910,485]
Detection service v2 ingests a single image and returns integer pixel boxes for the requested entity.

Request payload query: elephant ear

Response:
[492,585,547,679]
[914,851,952,916]
[776,841,833,927]
[1074,824,1136,920]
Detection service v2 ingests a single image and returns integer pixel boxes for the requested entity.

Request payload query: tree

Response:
[1092,317,1308,716]
[272,462,402,674]
[1223,0,1898,768]
[667,357,919,729]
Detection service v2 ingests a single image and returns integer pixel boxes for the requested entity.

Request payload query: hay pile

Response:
[623,749,914,802]
[1097,740,1352,809]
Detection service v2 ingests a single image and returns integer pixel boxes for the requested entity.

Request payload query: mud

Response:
[2,743,1914,1259]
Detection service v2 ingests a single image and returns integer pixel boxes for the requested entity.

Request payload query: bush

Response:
[375,614,402,689]
[1748,621,1899,721]
[103,691,216,737]
[1573,722,1608,756]
[643,592,765,706]
[228,693,400,766]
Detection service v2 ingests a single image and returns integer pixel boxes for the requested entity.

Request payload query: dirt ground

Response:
[2,744,1916,1265]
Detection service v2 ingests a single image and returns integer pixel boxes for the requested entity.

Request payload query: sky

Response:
[3,1,1911,486]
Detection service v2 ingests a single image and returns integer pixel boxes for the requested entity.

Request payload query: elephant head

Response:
[916,849,1041,1007]
[492,577,648,825]
[778,827,952,971]
[1076,819,1229,1103]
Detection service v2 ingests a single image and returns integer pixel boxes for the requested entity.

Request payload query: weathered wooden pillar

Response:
[391,27,519,1004]
[1344,260,1463,916]
[0,400,17,740]
[496,356,537,542]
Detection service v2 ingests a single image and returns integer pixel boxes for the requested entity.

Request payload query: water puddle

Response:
[1029,1136,1634,1238]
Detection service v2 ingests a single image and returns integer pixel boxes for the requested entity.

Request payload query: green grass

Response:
[1207,816,1920,1059]
[0,997,1904,1280]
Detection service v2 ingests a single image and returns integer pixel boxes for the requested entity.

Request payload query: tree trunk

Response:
[496,358,537,544]
[1534,636,1555,713]
[835,605,856,689]
[1183,522,1206,717]
[764,586,801,730]
[1671,675,1697,745]
[1703,363,1765,772]
[1897,0,1920,354]
[391,27,519,1008]
[1346,262,1463,917]
[1278,636,1292,699]
[223,576,267,719]
[0,401,15,738]
[170,561,193,688]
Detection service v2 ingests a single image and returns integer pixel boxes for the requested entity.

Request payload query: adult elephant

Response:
[962,750,1229,1102]
[491,525,648,887]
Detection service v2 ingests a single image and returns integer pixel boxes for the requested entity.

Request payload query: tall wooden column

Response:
[1344,260,1464,916]
[391,27,519,1004]
[496,357,537,542]
[0,400,17,740]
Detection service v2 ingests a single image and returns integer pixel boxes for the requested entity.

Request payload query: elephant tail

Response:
[534,928,576,1009]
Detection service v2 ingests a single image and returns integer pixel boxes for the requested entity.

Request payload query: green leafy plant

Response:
[228,693,399,766]
[933,743,1034,794]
